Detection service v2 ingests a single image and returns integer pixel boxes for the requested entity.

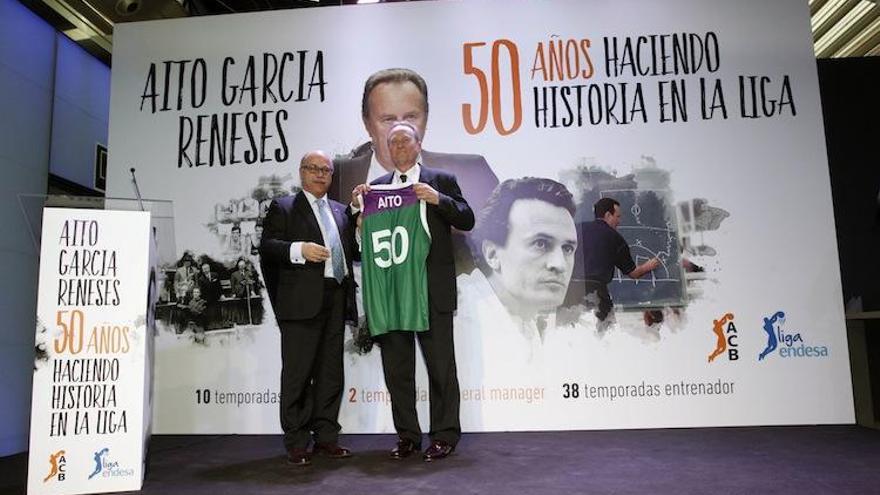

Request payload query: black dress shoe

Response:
[313,443,352,458]
[286,448,311,466]
[390,439,420,459]
[423,440,454,462]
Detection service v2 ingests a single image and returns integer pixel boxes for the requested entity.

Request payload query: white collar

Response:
[393,162,422,183]
[302,189,327,205]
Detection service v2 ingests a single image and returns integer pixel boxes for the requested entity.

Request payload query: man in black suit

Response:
[352,122,474,462]
[332,67,498,271]
[260,150,357,467]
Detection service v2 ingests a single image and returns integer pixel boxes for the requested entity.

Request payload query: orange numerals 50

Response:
[462,40,522,136]
[54,310,85,355]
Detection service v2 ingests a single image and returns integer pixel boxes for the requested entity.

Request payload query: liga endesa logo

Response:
[87,447,135,480]
[757,310,829,360]
[707,312,738,362]
[43,449,67,483]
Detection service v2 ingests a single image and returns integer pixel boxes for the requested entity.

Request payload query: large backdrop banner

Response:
[107,0,853,434]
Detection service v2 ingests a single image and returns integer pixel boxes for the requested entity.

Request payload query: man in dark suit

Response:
[331,67,498,272]
[260,150,358,467]
[353,122,474,462]
[229,258,256,298]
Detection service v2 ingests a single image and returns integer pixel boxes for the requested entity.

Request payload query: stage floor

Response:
[3,426,879,494]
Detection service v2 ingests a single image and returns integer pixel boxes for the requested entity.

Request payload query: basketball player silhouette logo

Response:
[88,448,109,480]
[708,313,735,362]
[43,449,65,482]
[758,311,785,361]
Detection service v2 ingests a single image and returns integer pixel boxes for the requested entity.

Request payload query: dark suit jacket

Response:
[259,191,357,321]
[371,166,474,313]
[332,143,497,273]
[229,269,255,298]
[196,272,222,303]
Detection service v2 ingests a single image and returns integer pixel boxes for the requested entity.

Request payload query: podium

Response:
[20,196,174,495]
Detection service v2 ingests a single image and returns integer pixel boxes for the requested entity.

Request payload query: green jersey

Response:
[361,183,431,336]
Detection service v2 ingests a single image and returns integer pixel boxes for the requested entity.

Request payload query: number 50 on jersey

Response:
[361,184,432,336]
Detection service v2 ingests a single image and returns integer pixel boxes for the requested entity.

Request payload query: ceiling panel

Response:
[22,0,880,67]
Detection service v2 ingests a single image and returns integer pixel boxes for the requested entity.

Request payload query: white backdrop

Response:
[107,0,853,434]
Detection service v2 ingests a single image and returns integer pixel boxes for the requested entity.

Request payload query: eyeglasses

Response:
[301,165,333,176]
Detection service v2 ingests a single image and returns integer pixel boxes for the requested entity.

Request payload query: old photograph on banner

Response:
[106,0,852,434]
[28,208,152,495]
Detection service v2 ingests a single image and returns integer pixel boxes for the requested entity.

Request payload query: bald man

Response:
[260,151,358,467]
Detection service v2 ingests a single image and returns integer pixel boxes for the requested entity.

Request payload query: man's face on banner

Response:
[364,81,428,167]
[604,204,623,229]
[485,199,578,312]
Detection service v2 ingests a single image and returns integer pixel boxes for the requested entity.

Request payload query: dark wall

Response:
[0,0,54,456]
[818,56,880,422]
[818,57,880,312]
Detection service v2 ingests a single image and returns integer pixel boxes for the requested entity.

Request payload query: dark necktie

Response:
[400,174,407,183]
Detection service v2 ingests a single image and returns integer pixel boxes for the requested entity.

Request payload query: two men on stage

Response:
[261,67,476,465]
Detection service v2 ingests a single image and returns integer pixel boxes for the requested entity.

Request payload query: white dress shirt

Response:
[351,159,423,215]
[392,163,421,184]
[366,152,390,184]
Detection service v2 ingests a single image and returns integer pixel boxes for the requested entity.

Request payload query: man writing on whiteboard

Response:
[582,197,661,323]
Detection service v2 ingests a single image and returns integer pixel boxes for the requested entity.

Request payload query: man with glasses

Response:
[260,150,358,467]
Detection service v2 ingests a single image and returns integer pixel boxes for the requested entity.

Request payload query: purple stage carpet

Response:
[2,426,879,494]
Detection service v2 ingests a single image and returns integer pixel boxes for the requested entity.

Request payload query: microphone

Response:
[130,167,145,212]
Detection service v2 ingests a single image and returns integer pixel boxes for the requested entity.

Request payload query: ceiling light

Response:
[814,0,876,55]
[812,0,849,32]
[832,14,880,56]
[63,28,89,41]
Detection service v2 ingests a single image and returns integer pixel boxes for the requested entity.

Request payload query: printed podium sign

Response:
[28,208,153,495]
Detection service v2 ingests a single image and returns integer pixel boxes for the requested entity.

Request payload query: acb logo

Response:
[43,449,66,483]
[708,313,738,362]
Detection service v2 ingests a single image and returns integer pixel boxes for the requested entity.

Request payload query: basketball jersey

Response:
[361,183,431,336]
